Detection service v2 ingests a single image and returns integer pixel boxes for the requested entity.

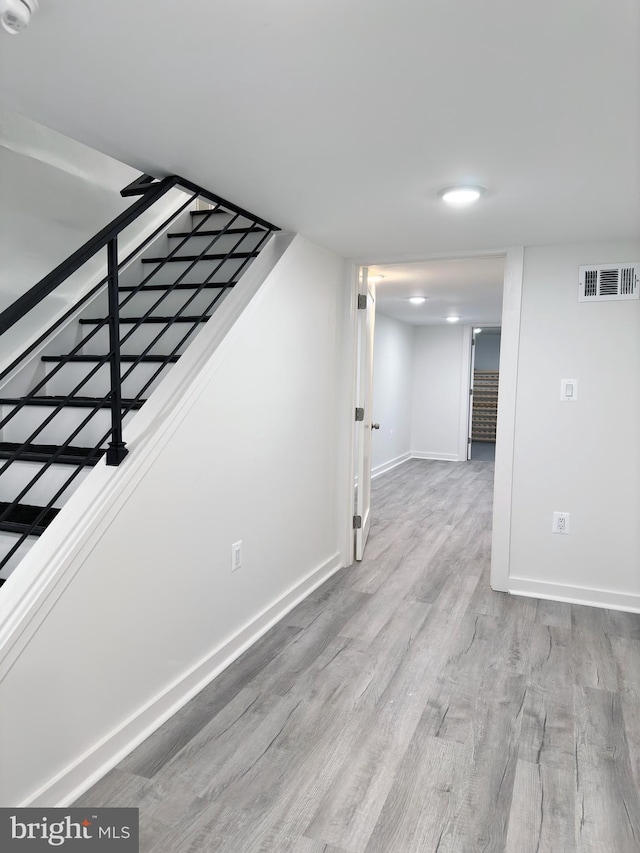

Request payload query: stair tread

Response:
[0,443,105,466]
[142,252,258,263]
[0,396,145,409]
[119,282,236,292]
[0,501,60,535]
[168,227,265,237]
[41,354,180,363]
[190,209,229,216]
[79,316,209,324]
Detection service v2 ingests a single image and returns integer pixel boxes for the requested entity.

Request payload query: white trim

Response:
[458,326,473,462]
[411,451,462,463]
[508,577,640,614]
[371,452,411,479]
[22,552,343,807]
[490,247,524,592]
[351,247,510,267]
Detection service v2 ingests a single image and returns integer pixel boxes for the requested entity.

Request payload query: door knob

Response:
[371,423,380,430]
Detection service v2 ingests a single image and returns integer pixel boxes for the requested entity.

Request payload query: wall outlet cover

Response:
[552,512,570,534]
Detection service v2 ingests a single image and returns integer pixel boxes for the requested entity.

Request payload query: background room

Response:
[369,256,505,477]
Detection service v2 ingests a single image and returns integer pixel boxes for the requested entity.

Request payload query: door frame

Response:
[465,326,477,461]
[458,325,474,462]
[354,267,376,560]
[342,247,524,589]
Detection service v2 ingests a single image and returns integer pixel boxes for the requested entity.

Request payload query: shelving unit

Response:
[472,370,499,442]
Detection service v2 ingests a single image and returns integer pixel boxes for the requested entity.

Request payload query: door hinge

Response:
[469,388,473,395]
[355,407,364,421]
[357,294,367,309]
[353,515,362,529]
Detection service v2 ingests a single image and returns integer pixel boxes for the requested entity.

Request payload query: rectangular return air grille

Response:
[579,263,639,302]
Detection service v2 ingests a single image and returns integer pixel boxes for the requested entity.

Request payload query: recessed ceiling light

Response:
[409,296,426,305]
[438,186,484,206]
[446,316,460,323]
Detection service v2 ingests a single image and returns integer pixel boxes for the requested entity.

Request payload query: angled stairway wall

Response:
[0,233,350,807]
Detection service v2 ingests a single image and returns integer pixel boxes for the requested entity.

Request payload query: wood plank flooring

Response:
[76,459,640,852]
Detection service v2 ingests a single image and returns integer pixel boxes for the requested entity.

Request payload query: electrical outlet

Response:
[231,540,242,572]
[552,512,570,535]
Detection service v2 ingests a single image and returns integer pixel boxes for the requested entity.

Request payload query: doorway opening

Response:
[350,254,506,563]
[469,327,502,462]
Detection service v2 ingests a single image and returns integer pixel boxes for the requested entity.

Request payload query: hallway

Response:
[78,459,640,852]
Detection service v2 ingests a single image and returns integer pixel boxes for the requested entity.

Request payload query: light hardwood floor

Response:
[77,459,640,852]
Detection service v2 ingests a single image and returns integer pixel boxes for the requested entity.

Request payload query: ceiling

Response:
[1,1,638,261]
[371,257,504,326]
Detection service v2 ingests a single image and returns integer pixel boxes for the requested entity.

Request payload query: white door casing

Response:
[467,328,477,460]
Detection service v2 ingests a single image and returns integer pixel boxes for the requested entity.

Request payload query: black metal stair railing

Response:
[0,174,278,576]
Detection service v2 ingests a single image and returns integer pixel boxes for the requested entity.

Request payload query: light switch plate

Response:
[561,379,578,401]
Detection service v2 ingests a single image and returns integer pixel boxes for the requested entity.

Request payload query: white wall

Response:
[474,331,501,371]
[371,313,414,476]
[410,325,468,461]
[507,240,640,610]
[0,234,349,806]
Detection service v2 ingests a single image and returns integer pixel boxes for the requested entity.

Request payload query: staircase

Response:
[0,177,277,585]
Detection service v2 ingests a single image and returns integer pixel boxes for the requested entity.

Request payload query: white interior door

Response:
[354,267,376,560]
[467,329,477,460]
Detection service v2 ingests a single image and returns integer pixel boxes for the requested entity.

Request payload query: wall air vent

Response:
[579,263,639,302]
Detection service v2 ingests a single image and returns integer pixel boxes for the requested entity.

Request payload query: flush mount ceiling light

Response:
[0,0,38,34]
[474,328,483,333]
[438,186,484,206]
[446,316,460,323]
[409,296,426,305]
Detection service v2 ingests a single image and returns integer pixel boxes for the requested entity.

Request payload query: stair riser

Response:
[140,256,253,282]
[0,405,136,447]
[121,287,229,317]
[118,258,250,288]
[188,211,259,231]
[0,532,35,580]
[0,460,89,507]
[81,320,204,356]
[87,287,229,319]
[44,361,174,399]
[166,230,266,253]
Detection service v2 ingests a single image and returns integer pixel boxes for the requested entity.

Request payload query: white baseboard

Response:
[508,577,640,614]
[370,451,463,480]
[411,451,463,463]
[25,553,343,807]
[371,453,411,479]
